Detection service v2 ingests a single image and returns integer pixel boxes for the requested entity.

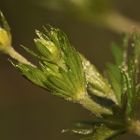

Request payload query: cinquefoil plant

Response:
[1,12,140,140]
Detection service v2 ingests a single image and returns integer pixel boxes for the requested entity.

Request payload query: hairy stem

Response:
[79,94,112,117]
[7,47,35,67]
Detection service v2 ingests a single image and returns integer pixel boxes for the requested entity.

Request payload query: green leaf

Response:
[17,27,87,102]
[106,34,140,118]
[81,55,117,104]
[111,43,123,66]
[47,75,75,96]
[57,30,86,87]
[49,29,87,98]
[107,63,122,104]
[106,44,123,105]
[0,11,10,33]
[81,125,120,140]
[14,63,47,88]
[21,45,46,60]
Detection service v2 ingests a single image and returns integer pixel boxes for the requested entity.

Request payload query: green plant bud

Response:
[14,26,113,117]
[0,28,11,51]
[35,30,61,63]
[0,12,12,53]
[0,12,34,66]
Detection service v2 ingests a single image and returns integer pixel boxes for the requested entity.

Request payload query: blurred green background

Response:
[0,0,140,140]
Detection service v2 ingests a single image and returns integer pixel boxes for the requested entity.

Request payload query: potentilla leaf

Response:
[107,34,140,117]
[123,34,140,117]
[2,11,140,140]
[14,26,113,116]
[16,27,88,102]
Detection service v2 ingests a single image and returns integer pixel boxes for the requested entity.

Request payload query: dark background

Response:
[0,0,140,140]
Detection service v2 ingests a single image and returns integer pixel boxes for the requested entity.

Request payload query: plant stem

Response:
[7,47,35,67]
[103,11,140,34]
[78,9,140,34]
[79,94,112,117]
[128,120,140,136]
